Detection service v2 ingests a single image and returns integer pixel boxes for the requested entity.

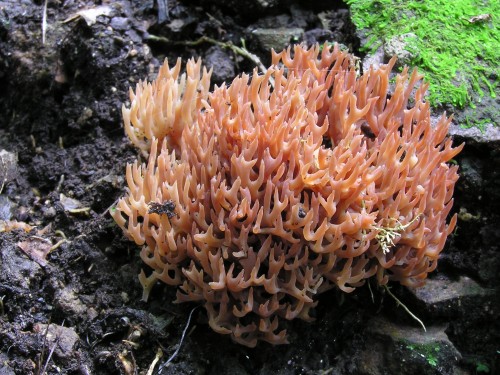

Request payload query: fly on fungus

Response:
[112,43,463,347]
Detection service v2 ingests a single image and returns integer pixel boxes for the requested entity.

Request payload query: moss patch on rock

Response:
[346,0,499,127]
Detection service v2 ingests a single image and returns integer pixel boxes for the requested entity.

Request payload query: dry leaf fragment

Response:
[17,237,52,266]
[60,193,91,216]
[62,5,113,26]
[60,193,81,211]
[0,220,34,233]
[467,14,492,23]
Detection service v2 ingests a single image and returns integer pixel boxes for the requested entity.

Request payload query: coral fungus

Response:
[112,44,463,347]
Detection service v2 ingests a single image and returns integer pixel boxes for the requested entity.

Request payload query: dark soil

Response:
[0,1,498,374]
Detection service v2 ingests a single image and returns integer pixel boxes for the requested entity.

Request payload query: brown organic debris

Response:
[467,14,492,23]
[17,236,52,267]
[0,220,34,233]
[112,43,463,347]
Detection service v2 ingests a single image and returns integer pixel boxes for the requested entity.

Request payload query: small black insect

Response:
[148,200,176,218]
[360,123,376,140]
[298,207,307,219]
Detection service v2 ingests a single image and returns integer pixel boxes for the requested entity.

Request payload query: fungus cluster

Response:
[112,44,463,347]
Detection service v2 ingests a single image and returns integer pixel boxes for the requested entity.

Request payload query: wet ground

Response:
[0,1,498,374]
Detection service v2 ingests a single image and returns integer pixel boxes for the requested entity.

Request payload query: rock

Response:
[33,323,79,359]
[303,29,334,46]
[448,123,500,149]
[359,317,462,375]
[110,17,129,31]
[384,33,420,67]
[456,156,483,193]
[477,222,500,284]
[362,46,385,72]
[0,149,18,195]
[409,276,495,318]
[443,119,500,287]
[204,46,235,85]
[55,286,98,320]
[0,195,13,220]
[209,0,281,12]
[0,240,42,289]
[252,27,304,52]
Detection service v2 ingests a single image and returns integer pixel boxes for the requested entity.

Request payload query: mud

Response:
[0,1,497,374]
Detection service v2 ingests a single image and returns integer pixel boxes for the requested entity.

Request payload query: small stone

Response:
[409,275,494,317]
[110,17,129,31]
[252,28,304,52]
[121,292,130,303]
[43,206,56,219]
[362,46,385,72]
[33,323,79,359]
[1,242,41,289]
[384,33,420,67]
[448,122,500,145]
[55,286,88,316]
[204,47,235,85]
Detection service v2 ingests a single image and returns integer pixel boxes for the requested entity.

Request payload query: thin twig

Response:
[383,285,426,332]
[39,319,65,375]
[37,320,51,375]
[156,306,198,374]
[0,295,5,315]
[42,0,48,45]
[40,338,59,375]
[367,279,374,303]
[146,35,271,80]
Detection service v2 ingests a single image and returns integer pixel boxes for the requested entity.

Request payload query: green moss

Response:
[345,0,499,126]
[476,362,490,373]
[405,342,441,367]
